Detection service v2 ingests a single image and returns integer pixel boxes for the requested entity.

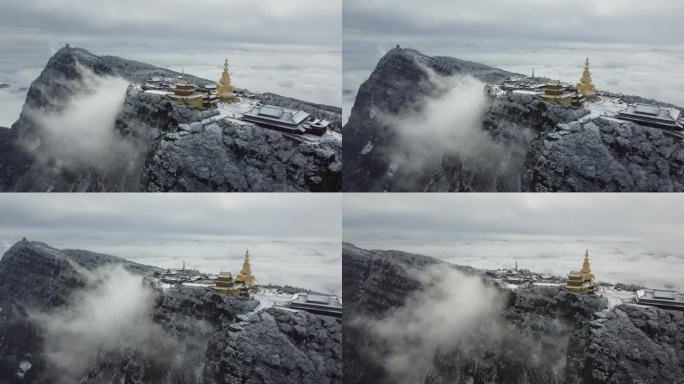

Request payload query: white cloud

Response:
[23,64,137,170]
[31,265,168,384]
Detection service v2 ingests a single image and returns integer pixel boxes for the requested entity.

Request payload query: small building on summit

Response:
[618,104,683,131]
[213,249,256,297]
[213,271,243,296]
[288,292,343,317]
[168,77,205,108]
[542,80,577,107]
[565,250,597,294]
[576,57,598,101]
[635,289,684,310]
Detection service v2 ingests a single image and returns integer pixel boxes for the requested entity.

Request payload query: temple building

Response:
[635,289,684,310]
[242,105,330,136]
[289,293,343,317]
[565,250,597,294]
[213,271,243,296]
[542,80,577,107]
[576,57,597,101]
[242,105,311,133]
[617,104,683,131]
[213,249,256,297]
[216,59,234,101]
[235,249,256,286]
[168,77,204,108]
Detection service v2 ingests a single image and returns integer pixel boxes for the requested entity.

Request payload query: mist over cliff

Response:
[342,47,684,192]
[0,240,342,383]
[343,243,684,384]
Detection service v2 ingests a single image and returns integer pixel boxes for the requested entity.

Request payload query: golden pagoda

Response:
[168,77,204,108]
[576,57,597,100]
[565,249,597,294]
[216,58,234,101]
[213,271,242,296]
[235,249,256,286]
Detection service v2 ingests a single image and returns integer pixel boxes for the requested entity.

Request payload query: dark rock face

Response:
[0,241,342,384]
[529,119,684,191]
[204,308,342,384]
[143,119,342,192]
[343,47,684,192]
[343,243,684,384]
[0,46,342,192]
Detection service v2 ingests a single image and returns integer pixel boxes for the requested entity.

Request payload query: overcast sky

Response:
[1,0,340,48]
[344,194,684,289]
[0,194,342,293]
[344,0,684,45]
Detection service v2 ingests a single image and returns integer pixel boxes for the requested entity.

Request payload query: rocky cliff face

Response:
[0,241,342,383]
[0,46,342,192]
[343,47,684,192]
[343,243,684,384]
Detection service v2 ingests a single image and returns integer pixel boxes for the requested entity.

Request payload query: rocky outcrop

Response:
[0,46,342,191]
[143,119,342,192]
[528,118,684,191]
[343,243,684,384]
[0,240,342,384]
[343,47,684,192]
[204,308,342,384]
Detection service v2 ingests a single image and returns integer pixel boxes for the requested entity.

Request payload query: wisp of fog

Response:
[30,265,168,384]
[23,64,138,172]
[366,266,504,384]
[377,68,510,189]
[362,266,571,383]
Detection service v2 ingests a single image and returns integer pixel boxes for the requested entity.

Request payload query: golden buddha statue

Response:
[565,249,597,294]
[576,57,597,100]
[216,58,234,101]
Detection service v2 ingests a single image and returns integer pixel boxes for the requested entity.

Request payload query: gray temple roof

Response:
[621,103,681,122]
[242,104,311,129]
[290,292,342,309]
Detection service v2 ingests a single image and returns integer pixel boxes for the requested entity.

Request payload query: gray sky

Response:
[1,0,341,48]
[344,0,684,45]
[344,194,684,289]
[0,194,342,293]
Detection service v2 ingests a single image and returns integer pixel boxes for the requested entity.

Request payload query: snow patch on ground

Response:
[600,286,636,309]
[512,90,539,96]
[252,287,294,314]
[181,282,213,288]
[360,141,374,155]
[202,99,256,126]
[17,360,31,378]
[533,282,562,287]
[579,97,628,123]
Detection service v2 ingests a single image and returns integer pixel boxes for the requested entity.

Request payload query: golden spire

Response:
[216,58,234,100]
[581,249,591,274]
[581,57,592,83]
[576,57,597,100]
[235,248,255,286]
